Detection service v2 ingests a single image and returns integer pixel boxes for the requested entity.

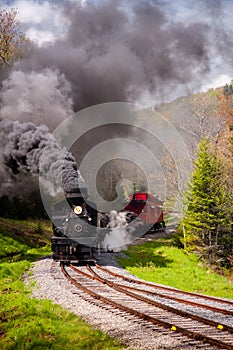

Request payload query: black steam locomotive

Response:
[51,191,165,263]
[51,192,98,263]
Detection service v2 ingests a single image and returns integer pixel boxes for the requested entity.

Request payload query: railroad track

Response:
[61,263,233,349]
[95,264,233,318]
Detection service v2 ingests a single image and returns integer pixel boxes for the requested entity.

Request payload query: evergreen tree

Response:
[177,138,232,267]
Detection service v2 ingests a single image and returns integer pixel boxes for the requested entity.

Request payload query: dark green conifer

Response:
[178,138,232,267]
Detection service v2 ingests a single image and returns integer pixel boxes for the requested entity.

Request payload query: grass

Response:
[0,218,125,350]
[3,217,233,348]
[118,238,233,299]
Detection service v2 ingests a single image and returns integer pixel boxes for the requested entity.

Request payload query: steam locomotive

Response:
[51,192,98,263]
[51,191,165,263]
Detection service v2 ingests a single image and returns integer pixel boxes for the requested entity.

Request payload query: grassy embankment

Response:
[0,218,125,350]
[118,238,233,300]
[2,218,233,349]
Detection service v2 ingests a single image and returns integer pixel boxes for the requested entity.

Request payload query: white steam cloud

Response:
[101,211,131,251]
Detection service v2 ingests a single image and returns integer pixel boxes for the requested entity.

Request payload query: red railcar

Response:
[123,192,165,231]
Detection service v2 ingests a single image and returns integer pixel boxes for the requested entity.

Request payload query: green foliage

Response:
[0,192,48,219]
[0,220,124,350]
[224,82,233,96]
[0,218,51,262]
[176,138,232,267]
[118,240,233,299]
[34,221,44,235]
[0,232,28,260]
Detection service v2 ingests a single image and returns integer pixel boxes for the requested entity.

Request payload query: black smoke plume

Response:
[4,0,226,117]
[0,119,85,195]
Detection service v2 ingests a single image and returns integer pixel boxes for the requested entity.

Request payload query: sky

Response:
[1,0,232,93]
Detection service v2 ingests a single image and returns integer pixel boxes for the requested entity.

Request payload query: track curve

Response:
[61,263,233,350]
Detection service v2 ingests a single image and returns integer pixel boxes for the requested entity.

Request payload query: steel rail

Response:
[61,263,233,350]
[96,264,233,307]
[82,264,233,333]
[93,266,233,316]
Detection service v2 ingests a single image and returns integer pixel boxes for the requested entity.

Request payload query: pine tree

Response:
[178,138,232,267]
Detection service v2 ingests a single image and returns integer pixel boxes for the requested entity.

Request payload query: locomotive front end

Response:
[51,193,98,264]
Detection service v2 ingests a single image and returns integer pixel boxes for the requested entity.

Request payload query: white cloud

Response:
[201,74,232,92]
[9,0,56,25]
[69,0,86,4]
[0,0,69,46]
[25,28,56,47]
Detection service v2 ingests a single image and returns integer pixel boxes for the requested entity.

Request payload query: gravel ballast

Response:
[24,253,220,350]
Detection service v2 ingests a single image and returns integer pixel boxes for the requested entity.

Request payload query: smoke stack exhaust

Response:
[0,119,85,195]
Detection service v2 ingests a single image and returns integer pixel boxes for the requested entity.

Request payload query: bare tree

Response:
[0,8,31,66]
[179,92,223,158]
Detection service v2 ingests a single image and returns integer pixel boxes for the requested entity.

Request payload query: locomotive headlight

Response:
[74,206,82,215]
